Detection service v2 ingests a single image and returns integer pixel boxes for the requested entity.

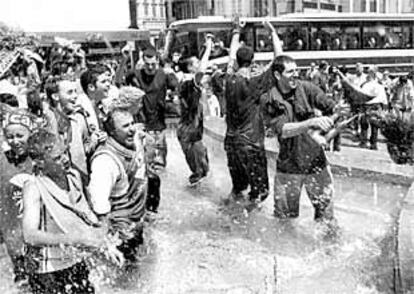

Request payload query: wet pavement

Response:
[0,128,410,294]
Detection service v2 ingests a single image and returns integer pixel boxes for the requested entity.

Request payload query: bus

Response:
[32,29,151,61]
[162,13,414,74]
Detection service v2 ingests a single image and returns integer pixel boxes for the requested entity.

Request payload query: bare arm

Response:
[199,34,214,73]
[226,17,242,74]
[262,20,283,70]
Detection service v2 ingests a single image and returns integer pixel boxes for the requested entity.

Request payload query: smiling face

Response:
[4,124,31,157]
[109,110,136,150]
[57,80,78,114]
[275,61,299,93]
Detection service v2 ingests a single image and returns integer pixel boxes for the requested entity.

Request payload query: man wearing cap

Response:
[0,108,37,287]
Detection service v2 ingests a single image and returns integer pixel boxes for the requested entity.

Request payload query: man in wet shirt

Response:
[265,55,337,224]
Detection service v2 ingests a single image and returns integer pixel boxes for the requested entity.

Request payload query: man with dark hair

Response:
[125,46,178,213]
[212,20,281,208]
[175,34,213,185]
[79,63,112,129]
[88,105,147,263]
[264,54,337,227]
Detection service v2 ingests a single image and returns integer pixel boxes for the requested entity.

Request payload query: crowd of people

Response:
[0,18,412,294]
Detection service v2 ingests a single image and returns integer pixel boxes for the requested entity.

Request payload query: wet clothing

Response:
[274,167,334,220]
[129,68,178,132]
[144,130,167,213]
[28,261,94,294]
[24,170,100,274]
[177,76,209,179]
[265,80,336,220]
[89,137,147,255]
[224,141,268,201]
[0,150,32,282]
[127,68,178,213]
[213,67,274,200]
[264,81,335,174]
[68,109,96,180]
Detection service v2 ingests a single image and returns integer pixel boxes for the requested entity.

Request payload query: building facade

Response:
[343,0,414,13]
[135,0,167,45]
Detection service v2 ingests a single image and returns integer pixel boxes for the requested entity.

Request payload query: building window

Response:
[160,4,165,18]
[152,0,157,17]
[144,0,148,15]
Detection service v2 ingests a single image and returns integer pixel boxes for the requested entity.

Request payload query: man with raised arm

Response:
[175,34,214,185]
[211,19,282,208]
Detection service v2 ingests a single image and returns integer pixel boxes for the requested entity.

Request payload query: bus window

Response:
[363,23,411,49]
[277,26,308,51]
[254,25,307,52]
[198,29,232,59]
[310,25,358,51]
[170,31,198,58]
[255,27,273,52]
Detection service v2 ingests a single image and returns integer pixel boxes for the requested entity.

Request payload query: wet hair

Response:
[143,47,157,59]
[102,106,133,135]
[271,55,295,74]
[80,63,109,94]
[27,129,58,161]
[236,46,254,68]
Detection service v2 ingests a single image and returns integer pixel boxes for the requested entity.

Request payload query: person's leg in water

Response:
[274,172,303,219]
[243,145,269,210]
[146,174,161,213]
[28,261,95,294]
[304,166,339,240]
[223,140,249,203]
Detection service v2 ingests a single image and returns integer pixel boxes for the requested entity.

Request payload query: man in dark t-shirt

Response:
[264,55,337,224]
[126,47,178,213]
[211,20,280,207]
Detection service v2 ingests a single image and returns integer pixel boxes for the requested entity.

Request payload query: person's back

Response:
[225,72,266,147]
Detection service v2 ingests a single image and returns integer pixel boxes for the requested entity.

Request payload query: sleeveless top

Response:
[91,137,147,241]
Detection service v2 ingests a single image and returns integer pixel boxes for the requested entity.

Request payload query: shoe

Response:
[370,144,378,150]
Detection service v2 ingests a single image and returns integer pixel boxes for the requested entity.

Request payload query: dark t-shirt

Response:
[263,81,335,174]
[128,68,178,131]
[177,75,204,143]
[212,67,275,147]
